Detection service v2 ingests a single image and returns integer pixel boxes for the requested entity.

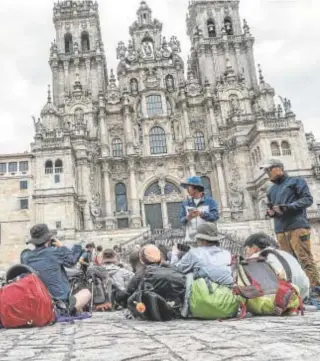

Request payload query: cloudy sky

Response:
[0,0,319,154]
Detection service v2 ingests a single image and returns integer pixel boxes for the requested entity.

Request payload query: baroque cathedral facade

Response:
[29,0,320,243]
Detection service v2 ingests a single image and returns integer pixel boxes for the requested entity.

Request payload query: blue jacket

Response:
[267,175,313,233]
[180,196,219,225]
[22,245,82,302]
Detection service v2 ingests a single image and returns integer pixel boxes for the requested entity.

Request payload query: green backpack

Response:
[189,278,244,320]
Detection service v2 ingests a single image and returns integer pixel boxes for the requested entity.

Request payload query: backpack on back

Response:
[128,264,186,321]
[0,273,56,328]
[235,253,303,316]
[190,278,244,320]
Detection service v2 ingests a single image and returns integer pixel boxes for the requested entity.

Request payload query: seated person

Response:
[22,224,91,313]
[171,223,233,286]
[116,245,162,307]
[244,232,310,301]
[102,249,134,292]
[79,243,95,273]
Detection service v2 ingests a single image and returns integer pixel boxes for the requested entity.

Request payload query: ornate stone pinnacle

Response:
[258,64,264,83]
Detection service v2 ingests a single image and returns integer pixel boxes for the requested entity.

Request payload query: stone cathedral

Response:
[28,0,320,246]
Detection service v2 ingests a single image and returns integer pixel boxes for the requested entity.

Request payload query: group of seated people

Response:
[17,221,316,321]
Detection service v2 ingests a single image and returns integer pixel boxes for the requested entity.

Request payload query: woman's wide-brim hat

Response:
[180,176,205,191]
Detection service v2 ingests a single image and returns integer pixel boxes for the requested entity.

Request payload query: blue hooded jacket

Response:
[267,175,313,233]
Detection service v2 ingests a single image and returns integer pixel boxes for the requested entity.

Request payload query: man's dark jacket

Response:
[267,175,313,233]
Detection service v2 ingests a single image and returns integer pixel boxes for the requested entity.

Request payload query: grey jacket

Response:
[171,246,233,286]
[103,264,134,291]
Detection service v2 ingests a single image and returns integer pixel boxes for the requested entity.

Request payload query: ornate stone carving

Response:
[165,75,175,92]
[143,68,160,89]
[107,69,121,104]
[142,40,154,59]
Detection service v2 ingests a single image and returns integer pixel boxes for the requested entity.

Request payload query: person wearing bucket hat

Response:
[180,176,219,242]
[260,158,320,289]
[171,223,233,286]
[102,249,134,292]
[22,224,91,313]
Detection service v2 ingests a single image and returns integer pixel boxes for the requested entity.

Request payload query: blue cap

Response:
[180,176,205,190]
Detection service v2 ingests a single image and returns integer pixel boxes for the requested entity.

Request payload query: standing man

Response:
[260,159,320,288]
[180,176,219,242]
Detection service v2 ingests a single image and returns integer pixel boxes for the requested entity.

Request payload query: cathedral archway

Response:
[142,179,184,230]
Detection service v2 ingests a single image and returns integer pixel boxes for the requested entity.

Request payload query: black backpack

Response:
[128,264,186,321]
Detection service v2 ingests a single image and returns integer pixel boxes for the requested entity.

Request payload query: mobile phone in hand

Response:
[188,208,196,214]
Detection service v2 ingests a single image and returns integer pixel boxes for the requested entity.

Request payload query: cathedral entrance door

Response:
[143,180,184,230]
[166,202,181,229]
[145,204,163,230]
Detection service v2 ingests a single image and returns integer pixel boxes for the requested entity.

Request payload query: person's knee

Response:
[74,288,92,310]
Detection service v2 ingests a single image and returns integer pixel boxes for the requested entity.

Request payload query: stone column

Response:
[187,154,196,176]
[77,159,93,231]
[214,153,231,219]
[129,159,141,228]
[102,162,115,230]
[85,59,91,93]
[123,92,134,155]
[98,94,109,157]
[63,60,69,94]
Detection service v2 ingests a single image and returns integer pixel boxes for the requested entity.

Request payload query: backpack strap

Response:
[260,249,293,283]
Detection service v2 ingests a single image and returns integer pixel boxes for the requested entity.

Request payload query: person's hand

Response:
[272,206,284,216]
[191,210,201,218]
[52,239,62,248]
[267,209,275,217]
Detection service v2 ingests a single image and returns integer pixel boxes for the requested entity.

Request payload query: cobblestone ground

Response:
[0,312,319,361]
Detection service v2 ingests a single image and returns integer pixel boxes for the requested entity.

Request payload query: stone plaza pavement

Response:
[0,312,319,361]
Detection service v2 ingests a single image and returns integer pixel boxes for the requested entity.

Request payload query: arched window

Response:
[115,183,127,212]
[45,160,53,174]
[164,182,181,195]
[281,141,291,156]
[146,95,163,117]
[224,17,233,35]
[145,182,162,196]
[254,149,259,163]
[112,138,123,157]
[55,159,63,174]
[64,33,73,54]
[201,176,212,197]
[207,19,216,37]
[81,31,90,52]
[194,131,205,151]
[149,126,167,154]
[271,142,281,157]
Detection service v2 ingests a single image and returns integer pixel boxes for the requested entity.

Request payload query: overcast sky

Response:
[0,0,319,154]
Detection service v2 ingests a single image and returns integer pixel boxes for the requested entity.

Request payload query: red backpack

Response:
[0,273,56,328]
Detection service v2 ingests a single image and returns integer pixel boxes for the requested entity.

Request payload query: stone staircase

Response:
[74,227,150,250]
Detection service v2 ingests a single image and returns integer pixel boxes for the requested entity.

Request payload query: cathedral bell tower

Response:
[187,0,257,89]
[50,0,108,107]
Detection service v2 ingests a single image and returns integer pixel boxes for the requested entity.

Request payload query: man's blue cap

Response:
[180,176,205,190]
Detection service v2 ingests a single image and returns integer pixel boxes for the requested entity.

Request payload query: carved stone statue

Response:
[142,41,153,58]
[229,95,240,111]
[130,79,138,95]
[166,75,174,91]
[74,108,84,124]
[32,116,43,134]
